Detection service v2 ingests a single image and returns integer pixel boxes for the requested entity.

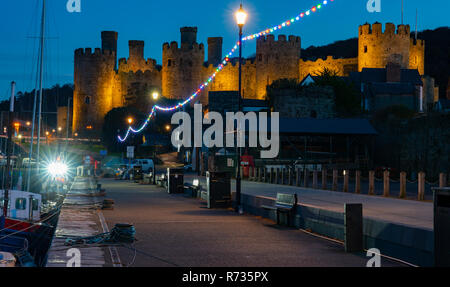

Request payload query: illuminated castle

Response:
[73,23,425,135]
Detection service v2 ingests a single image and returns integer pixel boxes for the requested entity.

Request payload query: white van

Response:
[131,159,155,173]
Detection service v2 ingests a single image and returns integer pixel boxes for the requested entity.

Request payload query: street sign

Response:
[127,146,135,159]
[100,150,107,156]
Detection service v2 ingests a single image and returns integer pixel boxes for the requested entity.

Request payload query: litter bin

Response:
[206,171,231,208]
[433,187,450,267]
[167,168,184,194]
[133,165,143,181]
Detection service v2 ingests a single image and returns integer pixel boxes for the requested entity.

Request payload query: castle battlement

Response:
[163,41,204,52]
[75,47,115,58]
[257,34,300,45]
[359,22,411,37]
[411,38,425,47]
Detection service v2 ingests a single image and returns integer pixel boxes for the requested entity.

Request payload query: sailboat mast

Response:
[2,82,15,217]
[36,0,46,167]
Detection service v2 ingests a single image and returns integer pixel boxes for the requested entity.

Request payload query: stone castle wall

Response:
[300,56,358,79]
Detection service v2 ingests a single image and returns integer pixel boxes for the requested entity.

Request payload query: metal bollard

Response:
[344,203,363,253]
[296,168,301,187]
[383,170,390,197]
[399,171,407,198]
[281,168,285,185]
[304,169,309,188]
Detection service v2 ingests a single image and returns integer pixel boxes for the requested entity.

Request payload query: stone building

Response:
[72,22,425,136]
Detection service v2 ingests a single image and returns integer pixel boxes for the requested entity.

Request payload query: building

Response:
[349,63,424,113]
[73,22,425,136]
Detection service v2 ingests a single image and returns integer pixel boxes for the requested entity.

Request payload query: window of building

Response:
[258,54,262,61]
[364,46,368,53]
[85,96,90,105]
[168,59,172,67]
[15,198,27,210]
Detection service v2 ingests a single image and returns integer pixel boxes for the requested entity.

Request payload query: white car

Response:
[130,159,155,173]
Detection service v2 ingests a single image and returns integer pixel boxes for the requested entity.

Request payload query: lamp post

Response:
[235,4,247,213]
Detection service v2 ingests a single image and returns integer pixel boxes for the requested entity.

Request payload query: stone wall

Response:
[270,85,336,118]
[300,56,358,80]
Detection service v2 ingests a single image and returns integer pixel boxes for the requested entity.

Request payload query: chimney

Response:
[386,62,401,82]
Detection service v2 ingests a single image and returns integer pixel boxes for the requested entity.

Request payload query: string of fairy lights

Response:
[118,0,334,142]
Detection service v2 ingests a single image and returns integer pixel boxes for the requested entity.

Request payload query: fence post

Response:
[439,173,447,188]
[399,171,407,199]
[383,170,390,197]
[275,168,280,184]
[418,171,425,201]
[257,167,262,182]
[269,168,273,184]
[288,168,292,185]
[355,170,361,194]
[263,167,267,182]
[312,170,318,189]
[304,169,309,188]
[281,168,285,185]
[368,170,375,195]
[322,169,327,190]
[343,170,349,192]
[332,169,338,191]
[296,168,301,187]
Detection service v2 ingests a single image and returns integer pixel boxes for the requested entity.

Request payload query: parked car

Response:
[130,159,154,173]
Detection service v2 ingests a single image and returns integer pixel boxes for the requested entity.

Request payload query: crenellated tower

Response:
[162,27,206,103]
[73,44,118,135]
[256,34,301,99]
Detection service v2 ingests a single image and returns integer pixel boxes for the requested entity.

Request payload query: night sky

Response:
[0,0,448,100]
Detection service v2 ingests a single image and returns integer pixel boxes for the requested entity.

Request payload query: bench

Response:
[183,179,202,197]
[261,193,298,226]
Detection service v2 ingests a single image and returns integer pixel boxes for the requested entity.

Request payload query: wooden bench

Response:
[262,193,298,226]
[183,179,202,197]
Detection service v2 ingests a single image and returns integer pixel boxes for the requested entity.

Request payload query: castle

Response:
[73,22,425,135]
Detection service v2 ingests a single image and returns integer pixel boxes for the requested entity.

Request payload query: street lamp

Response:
[127,117,134,125]
[235,3,246,213]
[152,91,159,100]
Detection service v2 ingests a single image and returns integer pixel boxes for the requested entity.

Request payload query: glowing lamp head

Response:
[47,161,68,177]
[152,92,159,100]
[235,4,247,27]
[127,117,134,125]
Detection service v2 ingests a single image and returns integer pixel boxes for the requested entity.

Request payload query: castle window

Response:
[168,59,172,67]
[85,96,90,105]
[258,54,262,61]
[364,46,368,53]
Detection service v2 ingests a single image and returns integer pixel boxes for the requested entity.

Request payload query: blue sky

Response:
[0,0,448,100]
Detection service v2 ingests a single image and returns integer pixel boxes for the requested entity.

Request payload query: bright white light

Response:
[47,162,68,177]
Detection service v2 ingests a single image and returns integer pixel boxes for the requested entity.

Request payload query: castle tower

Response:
[255,34,301,99]
[101,31,118,70]
[358,23,411,71]
[208,37,223,67]
[162,27,205,103]
[409,38,425,75]
[73,32,118,136]
[129,40,144,60]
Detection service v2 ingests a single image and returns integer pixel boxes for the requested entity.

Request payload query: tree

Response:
[313,68,361,116]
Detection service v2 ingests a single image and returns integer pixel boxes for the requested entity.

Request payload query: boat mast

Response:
[36,0,46,168]
[26,1,46,191]
[2,81,15,217]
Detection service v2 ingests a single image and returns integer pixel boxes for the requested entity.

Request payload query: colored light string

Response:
[118,0,333,142]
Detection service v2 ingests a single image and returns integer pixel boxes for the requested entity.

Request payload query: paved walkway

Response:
[100,178,405,267]
[46,177,112,267]
[184,174,433,230]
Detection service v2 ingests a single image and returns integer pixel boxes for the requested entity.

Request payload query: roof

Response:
[247,118,377,135]
[349,68,422,85]
[368,82,416,95]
